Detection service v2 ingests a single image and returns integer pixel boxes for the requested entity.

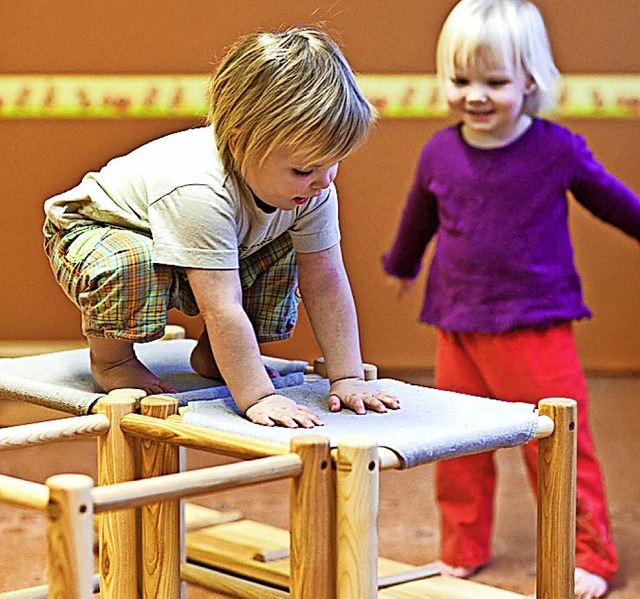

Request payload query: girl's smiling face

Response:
[241,146,339,210]
[445,54,536,148]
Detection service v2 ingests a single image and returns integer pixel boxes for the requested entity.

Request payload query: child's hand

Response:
[387,277,416,300]
[328,378,400,415]
[245,394,324,428]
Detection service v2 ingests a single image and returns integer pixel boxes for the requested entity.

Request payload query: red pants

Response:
[435,324,618,581]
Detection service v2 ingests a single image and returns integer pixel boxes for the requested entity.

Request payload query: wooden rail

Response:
[92,453,302,513]
[0,414,110,451]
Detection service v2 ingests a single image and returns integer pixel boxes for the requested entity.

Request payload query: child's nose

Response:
[467,84,488,102]
[312,164,338,190]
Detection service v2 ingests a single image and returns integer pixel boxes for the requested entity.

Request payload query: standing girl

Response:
[382,1,640,596]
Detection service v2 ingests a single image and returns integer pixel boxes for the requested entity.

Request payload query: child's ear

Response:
[228,129,243,160]
[525,76,538,95]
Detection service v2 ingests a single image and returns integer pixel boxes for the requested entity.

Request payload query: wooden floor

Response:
[0,361,638,597]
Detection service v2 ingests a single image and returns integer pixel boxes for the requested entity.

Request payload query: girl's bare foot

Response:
[436,560,482,578]
[574,568,609,598]
[89,337,178,395]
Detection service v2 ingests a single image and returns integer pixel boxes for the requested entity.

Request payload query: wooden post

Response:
[96,393,140,599]
[336,437,379,599]
[537,398,577,599]
[140,395,182,599]
[289,435,335,599]
[46,474,94,599]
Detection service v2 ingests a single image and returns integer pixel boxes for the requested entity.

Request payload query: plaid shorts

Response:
[43,220,300,343]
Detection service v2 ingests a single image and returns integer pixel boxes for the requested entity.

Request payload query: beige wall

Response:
[1,0,638,371]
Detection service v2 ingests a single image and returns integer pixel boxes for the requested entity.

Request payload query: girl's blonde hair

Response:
[436,0,560,115]
[208,26,376,178]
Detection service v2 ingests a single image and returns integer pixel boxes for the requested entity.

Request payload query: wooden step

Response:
[185,508,526,597]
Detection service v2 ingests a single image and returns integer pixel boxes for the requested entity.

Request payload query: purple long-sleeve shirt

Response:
[382,118,640,333]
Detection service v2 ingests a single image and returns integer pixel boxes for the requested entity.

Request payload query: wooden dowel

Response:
[336,436,379,599]
[180,562,289,598]
[537,398,577,599]
[0,414,110,451]
[376,447,402,470]
[534,414,555,439]
[331,446,402,471]
[46,474,94,599]
[159,324,186,340]
[183,503,243,531]
[0,474,49,511]
[95,394,140,599]
[378,562,440,588]
[252,546,290,563]
[104,388,147,400]
[120,413,289,459]
[140,396,181,599]
[312,357,378,380]
[93,453,302,513]
[290,436,335,599]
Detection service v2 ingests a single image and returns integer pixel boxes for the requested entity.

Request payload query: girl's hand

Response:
[391,277,417,300]
[328,378,400,414]
[245,394,324,428]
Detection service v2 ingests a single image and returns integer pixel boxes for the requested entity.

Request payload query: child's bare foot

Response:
[574,568,609,598]
[436,560,482,578]
[190,329,223,380]
[89,337,178,395]
[190,329,280,380]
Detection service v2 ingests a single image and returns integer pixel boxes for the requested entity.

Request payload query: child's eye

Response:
[487,79,509,87]
[293,168,313,176]
[451,77,469,86]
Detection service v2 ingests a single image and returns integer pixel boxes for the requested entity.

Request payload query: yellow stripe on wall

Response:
[0,74,638,119]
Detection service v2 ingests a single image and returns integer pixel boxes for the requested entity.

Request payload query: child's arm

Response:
[570,135,640,240]
[186,268,323,428]
[297,244,400,414]
[382,146,439,280]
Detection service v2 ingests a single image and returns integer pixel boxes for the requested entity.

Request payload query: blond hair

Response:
[208,26,376,177]
[436,0,560,114]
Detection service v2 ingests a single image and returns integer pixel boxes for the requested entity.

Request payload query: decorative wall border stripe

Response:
[0,74,638,119]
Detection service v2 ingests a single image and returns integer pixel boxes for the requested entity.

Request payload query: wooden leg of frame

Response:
[46,474,94,599]
[336,437,379,599]
[537,397,577,599]
[140,395,182,599]
[290,435,335,599]
[96,393,141,599]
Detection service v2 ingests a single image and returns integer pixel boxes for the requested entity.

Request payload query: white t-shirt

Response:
[44,126,341,269]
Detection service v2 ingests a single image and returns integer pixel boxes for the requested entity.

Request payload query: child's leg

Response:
[435,452,496,572]
[435,331,496,571]
[436,325,617,589]
[509,326,618,585]
[44,221,182,394]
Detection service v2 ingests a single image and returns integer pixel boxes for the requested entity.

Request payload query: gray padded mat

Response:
[185,378,539,469]
[0,339,306,415]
